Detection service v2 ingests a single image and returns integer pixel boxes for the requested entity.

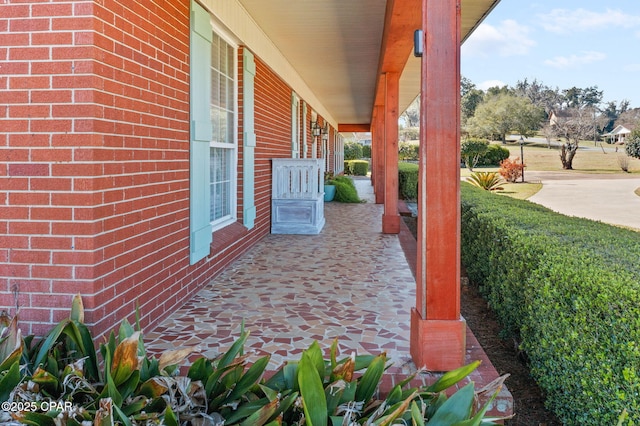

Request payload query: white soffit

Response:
[238,0,500,124]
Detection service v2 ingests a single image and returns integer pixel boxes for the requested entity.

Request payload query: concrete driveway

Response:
[527,171,640,230]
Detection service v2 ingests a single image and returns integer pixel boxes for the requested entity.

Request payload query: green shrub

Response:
[344,140,363,160]
[479,144,510,166]
[461,183,640,425]
[398,162,419,200]
[399,141,419,161]
[344,160,369,176]
[460,138,489,170]
[349,160,369,176]
[625,129,640,159]
[362,144,371,158]
[330,176,362,203]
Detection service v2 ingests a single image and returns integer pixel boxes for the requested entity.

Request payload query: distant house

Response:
[549,109,574,127]
[353,132,372,146]
[603,125,632,144]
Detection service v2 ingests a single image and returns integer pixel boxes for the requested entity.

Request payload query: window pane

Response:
[226,44,234,77]
[210,147,232,222]
[211,70,220,105]
[209,31,236,226]
[210,107,220,143]
[219,76,226,110]
[226,76,234,111]
[226,111,234,145]
[211,35,220,71]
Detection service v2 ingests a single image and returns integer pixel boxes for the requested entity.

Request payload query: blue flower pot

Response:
[324,184,336,202]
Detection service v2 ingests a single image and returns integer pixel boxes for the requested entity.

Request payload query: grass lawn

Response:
[495,182,543,200]
[502,140,640,173]
[460,140,640,200]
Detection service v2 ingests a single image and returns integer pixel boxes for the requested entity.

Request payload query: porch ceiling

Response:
[238,0,500,128]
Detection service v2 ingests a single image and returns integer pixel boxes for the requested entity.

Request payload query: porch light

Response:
[519,136,525,183]
[311,120,322,137]
[322,123,329,141]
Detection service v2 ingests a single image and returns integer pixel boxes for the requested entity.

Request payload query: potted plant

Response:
[324,171,336,201]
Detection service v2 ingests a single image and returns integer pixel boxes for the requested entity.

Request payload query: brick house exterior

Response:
[1,0,340,338]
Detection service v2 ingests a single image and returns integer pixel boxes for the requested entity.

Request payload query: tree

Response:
[549,107,597,169]
[465,93,544,143]
[515,78,562,115]
[562,86,603,109]
[460,138,489,171]
[615,107,640,130]
[343,140,363,160]
[400,97,420,128]
[601,100,631,133]
[461,77,484,124]
[461,88,485,124]
[625,128,640,159]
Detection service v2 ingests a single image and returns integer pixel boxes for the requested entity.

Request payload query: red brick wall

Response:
[0,0,323,339]
[1,1,101,335]
[1,0,197,337]
[254,56,294,233]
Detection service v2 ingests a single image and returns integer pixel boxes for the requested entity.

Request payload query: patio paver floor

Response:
[144,178,513,417]
[145,198,416,371]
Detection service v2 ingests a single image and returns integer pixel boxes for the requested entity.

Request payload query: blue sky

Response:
[461,1,640,107]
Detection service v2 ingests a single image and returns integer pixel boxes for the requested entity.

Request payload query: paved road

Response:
[527,171,640,230]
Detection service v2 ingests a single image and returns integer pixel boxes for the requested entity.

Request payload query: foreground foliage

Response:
[461,183,640,425]
[1,295,507,425]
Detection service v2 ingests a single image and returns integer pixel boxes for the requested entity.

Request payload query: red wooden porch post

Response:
[372,105,385,204]
[382,72,400,233]
[410,0,466,371]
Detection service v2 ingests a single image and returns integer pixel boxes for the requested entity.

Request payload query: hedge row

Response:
[398,162,419,200]
[460,183,640,425]
[344,159,369,176]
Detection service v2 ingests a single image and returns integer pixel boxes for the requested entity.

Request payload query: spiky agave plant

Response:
[467,171,505,191]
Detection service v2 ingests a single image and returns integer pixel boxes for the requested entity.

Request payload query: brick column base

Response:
[410,308,466,371]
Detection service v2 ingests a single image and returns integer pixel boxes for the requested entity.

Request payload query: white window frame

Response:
[291,92,301,158]
[209,24,239,231]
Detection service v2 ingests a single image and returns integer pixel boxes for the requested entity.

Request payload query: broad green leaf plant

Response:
[2,295,510,425]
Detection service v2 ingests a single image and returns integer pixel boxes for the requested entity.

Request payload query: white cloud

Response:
[478,80,507,91]
[462,19,536,58]
[623,64,640,72]
[544,51,606,69]
[538,8,640,34]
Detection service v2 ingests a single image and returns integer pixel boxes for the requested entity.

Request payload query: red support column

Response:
[410,0,466,371]
[382,73,400,234]
[372,105,385,204]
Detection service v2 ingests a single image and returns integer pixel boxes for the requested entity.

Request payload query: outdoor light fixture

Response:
[322,123,329,141]
[519,136,525,183]
[414,29,423,57]
[311,120,322,137]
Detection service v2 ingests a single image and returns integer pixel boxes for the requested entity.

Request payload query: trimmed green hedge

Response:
[478,144,510,166]
[344,160,369,176]
[398,162,418,200]
[461,183,640,425]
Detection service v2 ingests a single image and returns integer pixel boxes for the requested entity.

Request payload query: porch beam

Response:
[382,72,400,234]
[338,123,370,132]
[410,0,465,371]
[373,0,421,107]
